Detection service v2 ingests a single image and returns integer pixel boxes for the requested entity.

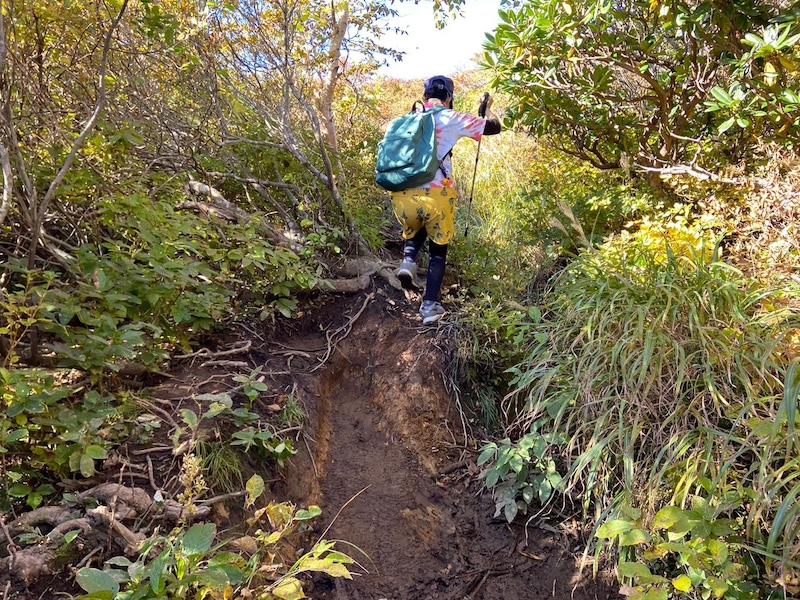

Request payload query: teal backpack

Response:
[375,102,449,192]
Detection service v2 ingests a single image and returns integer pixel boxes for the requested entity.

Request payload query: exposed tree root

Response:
[175,340,252,360]
[8,507,73,536]
[316,258,403,293]
[1,483,209,585]
[78,483,153,513]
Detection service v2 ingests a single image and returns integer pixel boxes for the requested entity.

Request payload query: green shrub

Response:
[487,222,800,589]
[1,368,126,504]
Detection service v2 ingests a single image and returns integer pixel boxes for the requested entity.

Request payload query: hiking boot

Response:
[419,300,445,325]
[397,259,422,290]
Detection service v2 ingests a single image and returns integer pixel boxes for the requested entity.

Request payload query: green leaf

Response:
[195,567,231,591]
[619,528,651,546]
[706,539,729,565]
[180,409,199,430]
[642,588,669,600]
[65,529,81,543]
[503,500,518,522]
[245,474,265,508]
[744,33,764,47]
[295,505,323,521]
[654,506,690,532]
[80,454,96,477]
[718,117,736,134]
[522,485,534,505]
[710,86,733,105]
[618,561,653,579]
[537,479,553,504]
[85,445,108,460]
[296,556,353,579]
[181,523,216,556]
[672,574,693,592]
[477,444,497,466]
[7,428,29,443]
[149,551,168,594]
[76,568,120,594]
[485,468,501,489]
[7,483,32,497]
[596,519,632,539]
[707,576,729,597]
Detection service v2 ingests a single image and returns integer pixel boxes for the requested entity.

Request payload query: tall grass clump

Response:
[500,223,800,575]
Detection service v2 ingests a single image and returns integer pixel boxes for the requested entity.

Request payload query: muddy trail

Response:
[155,284,619,600]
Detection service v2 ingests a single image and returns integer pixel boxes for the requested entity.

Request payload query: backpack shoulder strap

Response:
[424,106,452,177]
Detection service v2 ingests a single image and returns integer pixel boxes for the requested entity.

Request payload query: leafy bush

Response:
[597,496,761,600]
[478,429,563,522]
[75,501,354,600]
[484,0,800,172]
[1,368,126,506]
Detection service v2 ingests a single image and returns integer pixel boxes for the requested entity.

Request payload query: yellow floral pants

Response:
[390,187,458,245]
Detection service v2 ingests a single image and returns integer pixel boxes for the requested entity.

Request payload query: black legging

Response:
[403,229,448,302]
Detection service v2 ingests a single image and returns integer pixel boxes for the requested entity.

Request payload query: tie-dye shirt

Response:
[422,100,487,189]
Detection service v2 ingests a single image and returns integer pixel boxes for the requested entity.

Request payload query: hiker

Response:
[391,76,502,324]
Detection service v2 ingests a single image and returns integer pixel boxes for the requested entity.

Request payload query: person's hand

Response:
[479,93,492,117]
[485,95,494,110]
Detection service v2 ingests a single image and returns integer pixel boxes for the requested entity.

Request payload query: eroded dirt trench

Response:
[273,290,617,600]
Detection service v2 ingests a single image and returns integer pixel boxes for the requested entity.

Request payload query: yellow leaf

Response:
[271,577,305,600]
[779,55,798,73]
[672,574,692,592]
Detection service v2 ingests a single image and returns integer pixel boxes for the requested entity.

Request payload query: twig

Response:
[3,581,11,600]
[302,433,319,480]
[175,340,252,360]
[198,490,248,506]
[438,459,469,476]
[200,359,250,369]
[317,485,371,542]
[274,349,315,358]
[135,399,178,428]
[465,570,492,600]
[196,374,228,387]
[274,425,302,436]
[130,445,173,456]
[146,455,158,492]
[0,516,17,555]
[27,0,130,267]
[76,545,103,569]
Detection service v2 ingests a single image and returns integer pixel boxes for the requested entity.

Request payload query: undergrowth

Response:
[469,194,800,598]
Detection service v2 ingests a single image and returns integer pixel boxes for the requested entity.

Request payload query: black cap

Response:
[424,76,454,101]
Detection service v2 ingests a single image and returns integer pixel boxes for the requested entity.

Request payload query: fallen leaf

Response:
[232,536,258,554]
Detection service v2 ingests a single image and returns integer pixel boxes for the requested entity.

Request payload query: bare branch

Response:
[319,1,348,151]
[0,142,11,227]
[204,171,305,195]
[27,0,129,268]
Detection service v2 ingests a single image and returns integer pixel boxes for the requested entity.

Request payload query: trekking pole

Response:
[464,92,490,238]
